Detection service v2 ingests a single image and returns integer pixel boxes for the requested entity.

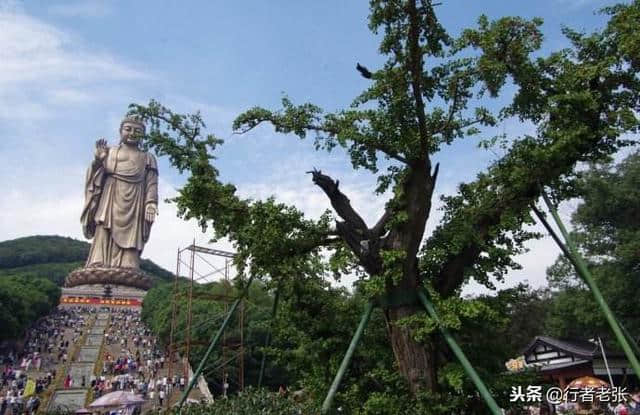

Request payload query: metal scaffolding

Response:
[167,243,244,404]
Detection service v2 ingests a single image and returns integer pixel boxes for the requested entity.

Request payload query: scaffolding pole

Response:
[168,243,240,408]
[258,284,281,388]
[178,274,255,409]
[185,239,196,382]
[321,302,374,414]
[222,259,229,395]
[167,247,181,382]
[239,298,245,391]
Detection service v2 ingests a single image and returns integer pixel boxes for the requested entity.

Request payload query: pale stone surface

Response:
[49,389,88,412]
[77,347,100,362]
[94,319,108,327]
[69,363,94,383]
[82,116,158,268]
[90,327,105,335]
[85,335,104,346]
[66,266,152,290]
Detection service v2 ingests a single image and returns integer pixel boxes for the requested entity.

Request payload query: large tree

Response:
[131,0,639,398]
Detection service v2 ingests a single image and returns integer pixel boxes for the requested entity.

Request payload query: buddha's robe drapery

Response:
[81,146,158,268]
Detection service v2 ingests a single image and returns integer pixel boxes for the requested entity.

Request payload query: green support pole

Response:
[619,322,640,360]
[417,291,502,415]
[531,204,640,360]
[321,301,374,414]
[541,192,640,379]
[258,283,281,388]
[178,275,255,409]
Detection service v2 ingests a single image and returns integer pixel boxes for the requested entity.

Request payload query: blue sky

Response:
[0,0,619,292]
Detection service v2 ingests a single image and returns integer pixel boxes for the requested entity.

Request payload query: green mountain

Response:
[0,235,173,285]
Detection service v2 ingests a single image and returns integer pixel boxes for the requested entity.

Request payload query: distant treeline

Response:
[0,235,89,268]
[0,235,174,284]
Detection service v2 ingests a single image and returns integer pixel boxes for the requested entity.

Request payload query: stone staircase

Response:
[44,309,211,412]
[47,312,108,412]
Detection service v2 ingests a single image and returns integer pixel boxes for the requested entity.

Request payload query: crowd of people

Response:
[90,309,187,408]
[0,307,92,415]
[0,304,208,414]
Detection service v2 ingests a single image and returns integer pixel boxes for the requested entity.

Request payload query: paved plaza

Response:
[49,389,88,412]
[77,347,100,363]
[85,334,104,346]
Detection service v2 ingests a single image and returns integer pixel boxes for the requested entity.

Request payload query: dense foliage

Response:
[172,388,316,415]
[0,275,60,341]
[0,235,87,268]
[143,272,555,413]
[0,261,83,286]
[142,144,640,408]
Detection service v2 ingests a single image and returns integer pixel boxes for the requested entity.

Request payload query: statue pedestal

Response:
[65,266,153,290]
[60,267,152,308]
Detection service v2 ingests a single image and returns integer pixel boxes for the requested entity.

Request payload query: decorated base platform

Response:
[61,266,151,308]
[60,283,147,308]
[65,266,153,290]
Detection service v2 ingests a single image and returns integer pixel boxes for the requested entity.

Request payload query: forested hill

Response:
[0,235,173,285]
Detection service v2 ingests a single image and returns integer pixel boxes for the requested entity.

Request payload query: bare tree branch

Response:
[306,169,386,275]
[307,169,369,232]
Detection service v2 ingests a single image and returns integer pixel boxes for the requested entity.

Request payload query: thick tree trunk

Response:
[386,305,438,393]
[379,162,437,394]
[382,244,437,394]
[308,165,439,394]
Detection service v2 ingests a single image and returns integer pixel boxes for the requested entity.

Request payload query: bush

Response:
[169,387,318,415]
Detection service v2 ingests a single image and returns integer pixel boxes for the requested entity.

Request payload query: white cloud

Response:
[0,8,149,121]
[48,1,113,18]
[0,13,144,83]
[239,177,387,225]
[46,88,93,104]
[0,171,85,243]
[462,231,560,297]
